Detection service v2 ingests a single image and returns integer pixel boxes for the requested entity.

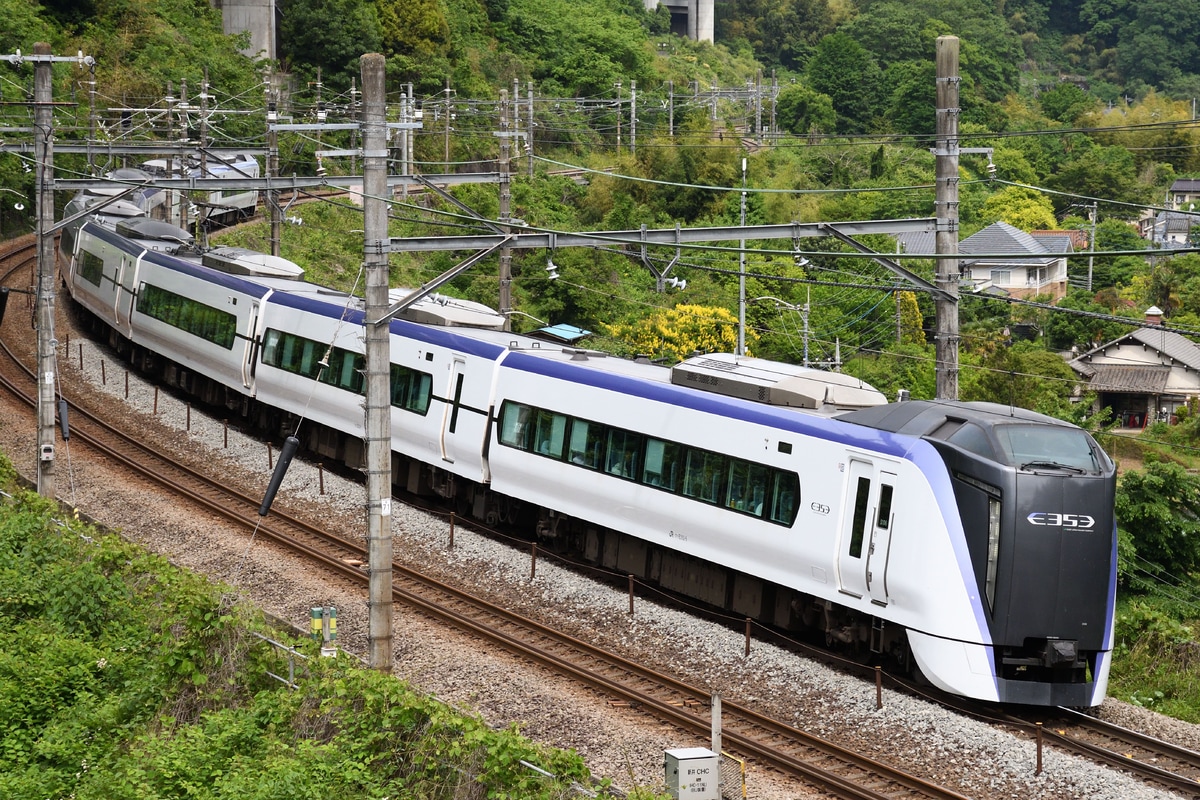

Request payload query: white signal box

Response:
[664,747,719,799]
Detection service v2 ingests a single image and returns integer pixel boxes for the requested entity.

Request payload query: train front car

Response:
[844,400,1117,706]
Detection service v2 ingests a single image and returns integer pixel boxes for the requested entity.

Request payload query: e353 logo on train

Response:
[1027,512,1096,530]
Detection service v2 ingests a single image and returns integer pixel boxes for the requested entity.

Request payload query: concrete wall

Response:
[644,0,713,43]
[212,0,276,61]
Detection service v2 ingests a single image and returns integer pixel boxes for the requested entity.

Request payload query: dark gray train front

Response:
[842,400,1117,706]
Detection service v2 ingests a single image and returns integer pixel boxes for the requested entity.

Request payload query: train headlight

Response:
[985,498,1001,611]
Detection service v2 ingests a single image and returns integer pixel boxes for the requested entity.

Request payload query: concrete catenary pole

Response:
[934,36,961,400]
[361,52,394,672]
[34,42,56,498]
[498,89,513,328]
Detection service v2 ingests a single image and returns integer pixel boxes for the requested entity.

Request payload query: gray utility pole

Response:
[361,52,394,673]
[1088,202,1098,291]
[737,157,747,356]
[35,42,56,498]
[498,90,513,328]
[934,36,961,401]
[266,78,281,257]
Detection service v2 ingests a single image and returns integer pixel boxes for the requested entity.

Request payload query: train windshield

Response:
[994,425,1105,473]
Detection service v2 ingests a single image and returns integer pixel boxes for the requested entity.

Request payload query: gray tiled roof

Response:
[1129,327,1200,369]
[959,221,1059,267]
[1082,364,1171,394]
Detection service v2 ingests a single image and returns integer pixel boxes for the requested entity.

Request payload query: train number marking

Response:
[1027,512,1095,530]
[811,502,830,515]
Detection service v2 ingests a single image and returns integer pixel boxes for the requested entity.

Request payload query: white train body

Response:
[60,214,1118,706]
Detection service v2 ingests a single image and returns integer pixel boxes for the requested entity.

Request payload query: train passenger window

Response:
[744,463,770,517]
[684,450,727,505]
[726,460,750,511]
[641,438,681,491]
[533,410,567,459]
[605,429,642,478]
[848,476,870,558]
[319,348,364,393]
[769,472,799,525]
[78,250,105,287]
[876,484,894,529]
[138,283,237,349]
[567,419,603,468]
[498,402,531,449]
[390,365,432,414]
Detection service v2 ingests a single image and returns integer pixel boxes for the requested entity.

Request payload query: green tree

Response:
[980,185,1057,230]
[896,291,926,345]
[773,83,836,136]
[603,304,748,362]
[1116,458,1200,587]
[962,341,1079,413]
[278,0,382,92]
[1039,82,1098,123]
[805,32,884,133]
[843,343,936,401]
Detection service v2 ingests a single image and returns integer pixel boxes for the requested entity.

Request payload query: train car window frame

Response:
[78,249,105,287]
[136,282,237,350]
[494,400,800,527]
[261,328,432,413]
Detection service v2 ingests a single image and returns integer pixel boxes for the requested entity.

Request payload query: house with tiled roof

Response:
[1069,307,1200,427]
[960,221,1070,300]
[891,222,1073,300]
[1169,178,1200,211]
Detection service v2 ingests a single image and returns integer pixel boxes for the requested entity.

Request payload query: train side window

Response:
[567,419,603,468]
[768,472,799,525]
[742,463,770,517]
[533,410,568,459]
[319,348,364,393]
[726,460,750,511]
[390,365,432,414]
[641,437,681,491]
[605,429,642,478]
[78,250,105,287]
[137,283,237,349]
[848,476,871,558]
[497,402,531,449]
[684,449,727,505]
[876,484,894,529]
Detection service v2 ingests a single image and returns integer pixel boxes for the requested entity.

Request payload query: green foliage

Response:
[278,0,383,93]
[960,340,1079,414]
[0,460,630,800]
[774,83,836,136]
[805,32,884,133]
[603,304,747,362]
[1115,458,1200,588]
[843,343,937,401]
[980,185,1057,230]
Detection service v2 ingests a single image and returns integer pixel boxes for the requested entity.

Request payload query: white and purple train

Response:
[59,212,1117,706]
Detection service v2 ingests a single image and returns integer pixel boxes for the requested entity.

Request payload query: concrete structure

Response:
[212,0,276,60]
[645,0,714,42]
[1070,307,1200,426]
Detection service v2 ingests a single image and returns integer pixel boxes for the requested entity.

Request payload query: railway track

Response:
[0,238,984,799]
[934,689,1200,797]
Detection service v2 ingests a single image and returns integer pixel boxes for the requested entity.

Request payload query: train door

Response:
[240,301,260,389]
[838,458,875,599]
[115,254,137,338]
[865,472,896,606]
[439,357,466,463]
